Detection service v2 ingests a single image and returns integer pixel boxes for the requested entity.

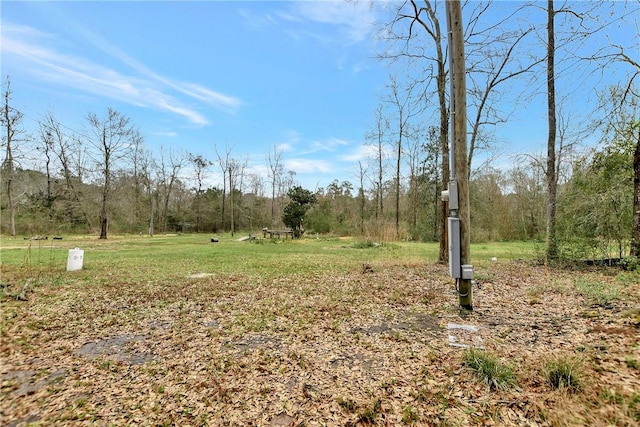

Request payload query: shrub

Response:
[619,256,639,271]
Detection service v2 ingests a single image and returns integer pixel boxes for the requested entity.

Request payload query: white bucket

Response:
[66,248,84,271]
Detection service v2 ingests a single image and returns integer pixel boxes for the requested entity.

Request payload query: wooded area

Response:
[1,1,639,263]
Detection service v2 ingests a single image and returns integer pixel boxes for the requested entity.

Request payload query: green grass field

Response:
[2,234,638,426]
[0,233,537,278]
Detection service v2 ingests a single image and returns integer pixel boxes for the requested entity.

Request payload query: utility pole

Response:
[443,0,473,310]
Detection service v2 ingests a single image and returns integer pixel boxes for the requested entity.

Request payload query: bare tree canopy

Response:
[86,107,138,239]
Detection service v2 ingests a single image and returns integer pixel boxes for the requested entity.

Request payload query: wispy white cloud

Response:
[238,8,281,31]
[1,22,242,125]
[284,129,301,143]
[243,1,378,48]
[178,83,243,112]
[276,142,294,152]
[307,137,349,154]
[339,143,383,162]
[285,158,334,174]
[69,26,243,114]
[273,129,302,153]
[280,132,350,156]
[150,130,178,138]
[289,1,377,43]
[238,2,380,77]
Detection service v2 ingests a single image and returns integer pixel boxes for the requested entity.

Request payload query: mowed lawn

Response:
[1,234,638,426]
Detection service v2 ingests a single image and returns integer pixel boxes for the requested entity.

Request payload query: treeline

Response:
[1,101,638,263]
[0,80,638,264]
[2,1,640,264]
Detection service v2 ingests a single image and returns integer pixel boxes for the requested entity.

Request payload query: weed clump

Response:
[575,278,619,306]
[357,398,382,423]
[402,405,419,424]
[544,356,582,392]
[463,348,515,391]
[351,240,379,249]
[336,396,357,412]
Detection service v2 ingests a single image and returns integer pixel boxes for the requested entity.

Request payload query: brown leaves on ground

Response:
[1,261,639,426]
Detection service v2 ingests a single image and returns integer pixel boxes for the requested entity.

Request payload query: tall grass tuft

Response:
[463,348,515,391]
[544,356,582,392]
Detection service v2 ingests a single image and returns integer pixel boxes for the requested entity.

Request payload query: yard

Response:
[1,235,638,425]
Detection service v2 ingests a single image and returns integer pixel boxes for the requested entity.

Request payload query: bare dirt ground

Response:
[1,261,639,426]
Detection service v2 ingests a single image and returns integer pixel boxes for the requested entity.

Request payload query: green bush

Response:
[619,256,639,271]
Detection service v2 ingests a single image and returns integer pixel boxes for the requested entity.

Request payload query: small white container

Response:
[66,248,84,271]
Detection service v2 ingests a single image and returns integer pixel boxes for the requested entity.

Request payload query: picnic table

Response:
[262,228,294,239]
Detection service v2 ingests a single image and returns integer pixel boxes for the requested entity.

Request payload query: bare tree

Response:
[246,172,265,233]
[86,108,137,239]
[633,108,640,258]
[384,0,450,260]
[533,0,615,262]
[267,145,283,228]
[464,7,542,173]
[38,118,55,218]
[365,105,389,219]
[130,130,147,228]
[509,158,546,240]
[357,160,367,235]
[228,158,238,236]
[215,144,233,232]
[139,149,156,236]
[231,157,248,236]
[41,112,94,230]
[405,123,426,240]
[157,147,185,234]
[384,75,421,238]
[544,0,560,262]
[1,77,24,236]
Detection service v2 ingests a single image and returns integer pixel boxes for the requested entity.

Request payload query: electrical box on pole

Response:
[448,217,461,278]
[447,181,459,210]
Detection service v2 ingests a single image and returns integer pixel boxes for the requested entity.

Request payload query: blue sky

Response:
[2,1,638,191]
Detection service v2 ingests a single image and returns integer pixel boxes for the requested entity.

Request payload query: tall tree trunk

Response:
[428,4,449,263]
[2,79,16,236]
[631,125,640,257]
[378,123,384,218]
[402,1,449,260]
[229,168,235,236]
[438,64,449,263]
[99,130,109,239]
[5,169,15,236]
[396,134,402,238]
[545,0,558,263]
[359,161,366,235]
[434,153,440,241]
[149,194,154,236]
[221,176,227,232]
